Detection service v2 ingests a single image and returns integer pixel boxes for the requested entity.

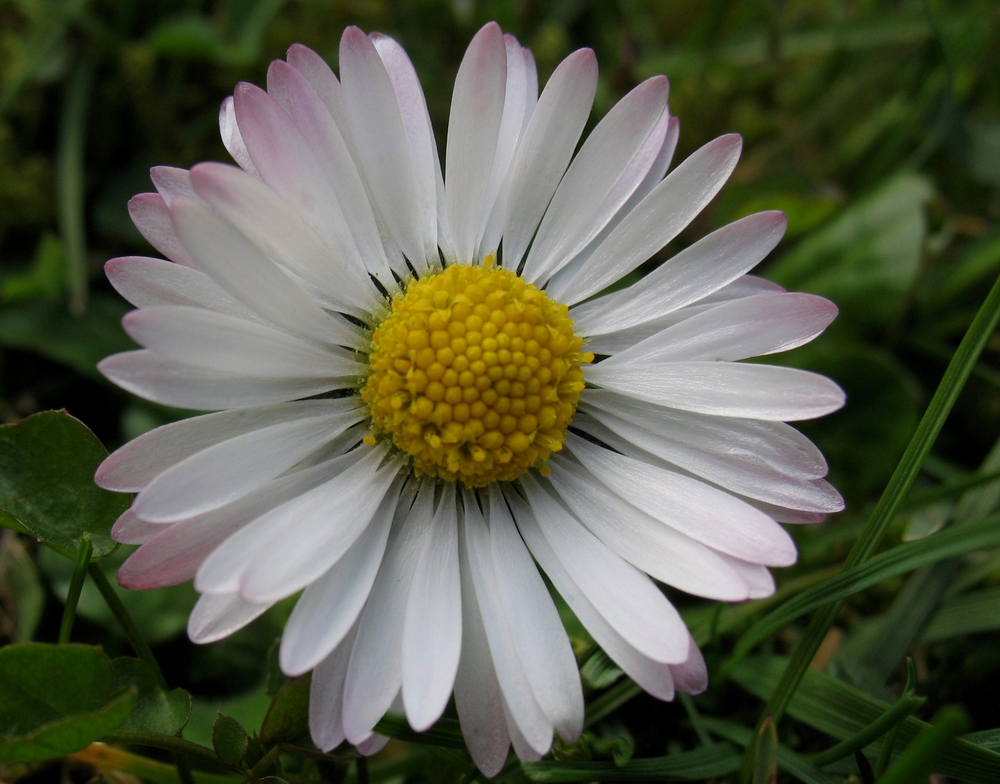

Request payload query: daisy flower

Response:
[96,22,845,774]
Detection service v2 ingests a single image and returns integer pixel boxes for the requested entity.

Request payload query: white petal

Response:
[576,407,843,513]
[582,275,791,356]
[132,408,364,522]
[549,134,743,304]
[232,81,396,293]
[500,49,598,271]
[520,475,689,664]
[105,256,257,318]
[111,510,161,545]
[265,62,398,290]
[122,306,361,377]
[150,166,198,205]
[462,491,553,755]
[193,447,392,597]
[339,27,432,267]
[508,489,679,700]
[127,193,198,268]
[716,554,775,599]
[309,623,359,752]
[189,162,382,316]
[444,22,507,263]
[523,76,669,284]
[96,399,356,492]
[603,292,838,366]
[455,515,511,777]
[546,456,750,601]
[371,33,440,265]
[120,453,352,589]
[670,636,708,695]
[476,34,530,261]
[356,733,390,756]
[342,488,430,742]
[219,96,260,176]
[585,360,846,421]
[582,390,829,479]
[232,450,402,603]
[98,350,341,411]
[402,485,462,731]
[280,485,402,676]
[542,113,678,295]
[188,592,272,644]
[487,486,583,741]
[505,696,545,762]
[168,197,348,346]
[565,433,797,567]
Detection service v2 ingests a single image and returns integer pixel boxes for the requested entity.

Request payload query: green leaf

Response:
[521,743,741,781]
[113,658,191,735]
[922,585,1000,642]
[0,411,129,558]
[877,706,970,784]
[212,714,248,767]
[1,233,67,302]
[184,691,271,750]
[580,649,625,690]
[0,643,136,763]
[767,172,932,330]
[259,676,310,745]
[752,716,778,784]
[731,656,1000,783]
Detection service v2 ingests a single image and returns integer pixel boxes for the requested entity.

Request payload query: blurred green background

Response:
[2,0,1000,780]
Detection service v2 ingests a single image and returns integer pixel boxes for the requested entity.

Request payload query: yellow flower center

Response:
[361,260,591,487]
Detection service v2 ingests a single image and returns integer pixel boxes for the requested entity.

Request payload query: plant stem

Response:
[680,693,713,748]
[355,756,369,784]
[88,563,167,689]
[72,743,239,784]
[102,731,227,770]
[738,269,1000,782]
[58,535,92,643]
[245,744,282,782]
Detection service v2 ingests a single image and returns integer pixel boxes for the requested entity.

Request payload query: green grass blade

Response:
[701,718,840,784]
[726,512,1000,666]
[57,56,95,316]
[732,657,1000,783]
[738,270,1000,779]
[520,743,741,782]
[876,706,969,784]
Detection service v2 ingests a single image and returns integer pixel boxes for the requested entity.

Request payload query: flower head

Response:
[98,22,845,774]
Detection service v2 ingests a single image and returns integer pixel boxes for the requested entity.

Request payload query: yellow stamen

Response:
[362,261,590,486]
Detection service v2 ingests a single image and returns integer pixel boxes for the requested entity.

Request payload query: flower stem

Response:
[101,731,228,770]
[58,535,92,643]
[87,563,167,689]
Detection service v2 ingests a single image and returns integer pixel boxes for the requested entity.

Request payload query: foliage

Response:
[1,0,1000,783]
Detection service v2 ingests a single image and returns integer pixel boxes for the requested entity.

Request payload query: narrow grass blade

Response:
[732,656,1000,783]
[738,271,1000,780]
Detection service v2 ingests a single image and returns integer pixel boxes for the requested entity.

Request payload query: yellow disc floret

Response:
[361,260,592,487]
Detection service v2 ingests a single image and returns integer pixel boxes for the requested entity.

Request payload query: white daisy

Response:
[97,22,845,774]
